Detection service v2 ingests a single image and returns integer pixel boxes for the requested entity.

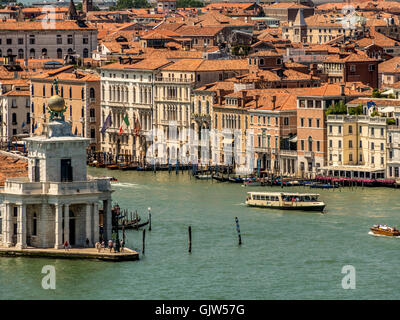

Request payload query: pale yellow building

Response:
[323,115,387,179]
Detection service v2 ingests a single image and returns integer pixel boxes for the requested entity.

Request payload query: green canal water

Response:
[1,168,400,300]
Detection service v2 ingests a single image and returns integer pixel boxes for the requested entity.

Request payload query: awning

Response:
[289,135,297,143]
[382,89,394,95]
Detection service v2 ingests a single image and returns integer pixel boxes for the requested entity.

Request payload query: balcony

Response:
[304,151,314,158]
[155,77,193,83]
[90,98,96,103]
[279,149,297,157]
[89,117,96,123]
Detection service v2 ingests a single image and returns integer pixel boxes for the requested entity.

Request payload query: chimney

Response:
[340,84,345,96]
[272,95,276,110]
[254,94,260,108]
[240,90,247,107]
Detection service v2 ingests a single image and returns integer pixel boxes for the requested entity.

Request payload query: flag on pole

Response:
[119,115,130,135]
[21,122,25,128]
[101,114,112,134]
[134,113,141,136]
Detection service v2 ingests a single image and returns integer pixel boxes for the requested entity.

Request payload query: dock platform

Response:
[0,246,139,262]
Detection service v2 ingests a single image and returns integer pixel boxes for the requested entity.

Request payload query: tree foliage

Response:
[348,103,364,115]
[325,101,347,115]
[176,0,204,8]
[111,0,150,10]
[372,88,382,98]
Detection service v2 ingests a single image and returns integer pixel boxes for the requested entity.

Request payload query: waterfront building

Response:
[247,89,300,176]
[296,83,370,178]
[100,58,172,162]
[387,126,400,180]
[322,115,387,179]
[0,21,97,60]
[0,80,31,146]
[154,59,248,164]
[0,94,113,249]
[30,66,101,151]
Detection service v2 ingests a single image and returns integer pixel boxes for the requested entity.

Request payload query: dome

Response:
[48,95,65,113]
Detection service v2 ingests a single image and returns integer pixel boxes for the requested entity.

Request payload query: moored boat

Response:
[370,224,400,236]
[195,174,212,180]
[245,192,325,212]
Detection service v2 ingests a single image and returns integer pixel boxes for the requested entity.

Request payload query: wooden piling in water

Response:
[142,229,146,255]
[235,217,242,245]
[148,208,152,231]
[188,226,192,253]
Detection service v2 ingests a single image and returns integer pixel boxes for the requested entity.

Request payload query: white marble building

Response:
[0,96,113,249]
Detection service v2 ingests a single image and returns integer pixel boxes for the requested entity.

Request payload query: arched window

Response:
[81,88,84,100]
[61,86,64,97]
[30,49,35,59]
[67,48,73,55]
[31,102,34,113]
[90,88,95,99]
[42,104,45,114]
[83,48,89,58]
[206,101,210,114]
[308,136,313,152]
[57,48,62,59]
[12,113,17,124]
[18,49,24,59]
[70,105,72,117]
[51,85,54,96]
[69,86,72,99]
[7,49,12,56]
[198,100,201,114]
[42,85,46,97]
[41,48,47,57]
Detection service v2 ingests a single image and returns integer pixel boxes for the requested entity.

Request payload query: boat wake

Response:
[368,231,400,238]
[111,182,141,188]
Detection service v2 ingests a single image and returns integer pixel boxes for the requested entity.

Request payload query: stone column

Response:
[93,202,99,243]
[85,203,92,246]
[64,204,69,245]
[40,204,47,248]
[16,204,27,249]
[4,203,12,247]
[104,199,112,241]
[54,204,63,249]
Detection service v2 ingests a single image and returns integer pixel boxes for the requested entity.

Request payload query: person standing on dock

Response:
[63,240,70,251]
[85,238,90,248]
[108,240,113,253]
[120,240,125,252]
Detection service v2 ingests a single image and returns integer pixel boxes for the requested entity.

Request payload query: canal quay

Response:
[2,168,400,300]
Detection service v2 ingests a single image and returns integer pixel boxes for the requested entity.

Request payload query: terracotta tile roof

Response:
[264,3,311,9]
[0,21,96,31]
[347,97,400,107]
[2,90,30,96]
[31,66,99,82]
[297,83,371,97]
[379,56,400,74]
[161,59,249,72]
[0,155,28,187]
[101,58,172,70]
[248,50,282,57]
[195,81,235,92]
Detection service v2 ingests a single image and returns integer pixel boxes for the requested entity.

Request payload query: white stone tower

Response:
[0,91,113,249]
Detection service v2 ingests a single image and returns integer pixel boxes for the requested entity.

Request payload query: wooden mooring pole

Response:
[188,226,192,253]
[142,229,146,255]
[148,207,152,231]
[235,217,242,245]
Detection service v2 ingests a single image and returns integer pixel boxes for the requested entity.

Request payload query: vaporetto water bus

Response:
[245,192,326,212]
